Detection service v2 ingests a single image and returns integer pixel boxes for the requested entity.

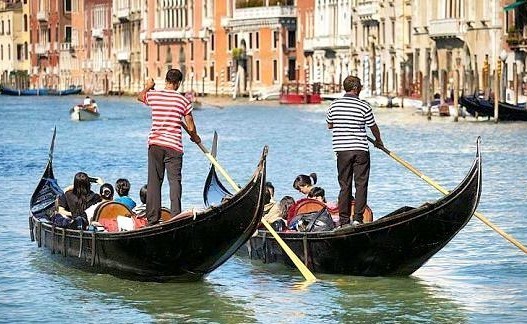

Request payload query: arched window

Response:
[24,15,28,32]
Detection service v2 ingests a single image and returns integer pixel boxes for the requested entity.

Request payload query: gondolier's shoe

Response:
[352,220,362,226]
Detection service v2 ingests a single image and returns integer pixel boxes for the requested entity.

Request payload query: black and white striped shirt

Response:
[326,94,376,152]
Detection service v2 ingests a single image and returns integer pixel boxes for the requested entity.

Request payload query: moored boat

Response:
[1,85,82,96]
[205,139,483,277]
[459,95,527,121]
[70,104,100,121]
[29,128,268,281]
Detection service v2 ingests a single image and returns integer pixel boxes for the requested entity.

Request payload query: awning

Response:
[504,0,526,11]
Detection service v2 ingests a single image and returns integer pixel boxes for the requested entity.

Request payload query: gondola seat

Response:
[92,201,134,232]
[288,198,373,226]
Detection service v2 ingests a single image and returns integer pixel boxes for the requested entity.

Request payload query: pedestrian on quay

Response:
[326,75,383,228]
[137,69,201,226]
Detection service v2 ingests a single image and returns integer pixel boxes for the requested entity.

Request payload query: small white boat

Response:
[70,104,100,121]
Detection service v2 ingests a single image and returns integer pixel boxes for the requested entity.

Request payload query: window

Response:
[288,30,295,48]
[24,15,28,32]
[1,45,3,60]
[256,32,259,49]
[273,31,279,48]
[64,0,72,13]
[190,41,194,61]
[273,60,277,81]
[156,43,160,61]
[145,43,148,60]
[7,19,10,35]
[203,40,207,59]
[249,32,253,49]
[17,44,23,60]
[234,34,238,48]
[209,62,214,81]
[65,26,72,42]
[228,34,232,50]
[255,60,260,81]
[211,34,215,51]
[1,21,4,35]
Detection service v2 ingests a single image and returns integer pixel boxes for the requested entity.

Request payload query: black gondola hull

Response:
[234,141,482,276]
[459,95,527,121]
[30,131,268,281]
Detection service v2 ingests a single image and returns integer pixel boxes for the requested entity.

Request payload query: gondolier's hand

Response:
[146,77,155,90]
[190,133,201,144]
[374,138,384,149]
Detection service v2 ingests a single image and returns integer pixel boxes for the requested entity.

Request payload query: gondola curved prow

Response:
[29,127,63,218]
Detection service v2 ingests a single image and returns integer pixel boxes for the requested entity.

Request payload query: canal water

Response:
[0,95,526,323]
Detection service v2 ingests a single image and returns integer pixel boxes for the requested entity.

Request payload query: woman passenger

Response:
[292,173,317,196]
[55,172,101,229]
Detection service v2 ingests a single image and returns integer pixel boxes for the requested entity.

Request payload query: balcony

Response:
[151,28,189,42]
[356,0,382,22]
[37,11,48,22]
[202,17,213,29]
[116,8,130,22]
[59,43,72,52]
[428,18,466,40]
[116,50,131,62]
[506,31,527,49]
[310,35,352,49]
[232,6,296,20]
[92,28,103,39]
[35,43,50,56]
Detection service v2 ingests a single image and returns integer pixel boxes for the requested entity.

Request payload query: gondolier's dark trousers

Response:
[336,150,370,225]
[146,145,183,225]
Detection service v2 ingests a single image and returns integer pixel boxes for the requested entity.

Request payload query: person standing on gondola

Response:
[137,69,201,226]
[326,76,383,228]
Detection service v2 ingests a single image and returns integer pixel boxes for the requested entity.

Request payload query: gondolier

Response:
[326,75,383,228]
[137,69,201,226]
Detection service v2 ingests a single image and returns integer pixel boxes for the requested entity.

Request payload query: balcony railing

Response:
[117,50,130,62]
[92,28,103,39]
[35,43,50,55]
[151,28,188,41]
[232,6,296,20]
[37,11,48,22]
[356,0,381,22]
[116,8,130,21]
[428,18,466,39]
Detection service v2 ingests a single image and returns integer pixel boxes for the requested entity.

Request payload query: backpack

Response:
[296,208,335,232]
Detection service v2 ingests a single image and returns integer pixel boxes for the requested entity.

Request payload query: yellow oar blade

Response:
[196,141,318,281]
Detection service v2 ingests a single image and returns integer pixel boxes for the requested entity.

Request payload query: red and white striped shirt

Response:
[144,89,192,153]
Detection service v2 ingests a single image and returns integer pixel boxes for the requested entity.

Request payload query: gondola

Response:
[459,95,527,121]
[29,128,268,281]
[205,138,482,277]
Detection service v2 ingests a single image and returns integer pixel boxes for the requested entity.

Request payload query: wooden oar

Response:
[367,136,527,254]
[194,141,317,282]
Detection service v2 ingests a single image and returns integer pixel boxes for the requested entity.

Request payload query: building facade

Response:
[0,0,29,88]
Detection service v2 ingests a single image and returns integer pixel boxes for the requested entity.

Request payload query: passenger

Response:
[293,173,317,196]
[307,186,327,203]
[114,178,137,210]
[262,187,281,225]
[277,195,295,229]
[132,184,148,216]
[265,181,276,203]
[54,172,101,229]
[85,183,114,222]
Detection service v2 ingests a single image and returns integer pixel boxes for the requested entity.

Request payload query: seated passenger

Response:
[293,172,317,197]
[132,184,147,216]
[85,183,114,222]
[114,178,136,210]
[265,181,276,203]
[53,172,101,229]
[262,187,281,225]
[307,186,326,203]
[272,195,295,231]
